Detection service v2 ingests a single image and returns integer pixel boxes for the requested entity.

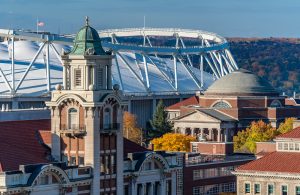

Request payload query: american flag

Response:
[37,21,44,27]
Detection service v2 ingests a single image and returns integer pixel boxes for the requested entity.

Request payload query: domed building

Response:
[167,69,300,145]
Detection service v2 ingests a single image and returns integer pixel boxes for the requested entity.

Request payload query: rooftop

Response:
[205,69,279,96]
[236,151,300,174]
[276,126,300,139]
[166,96,199,110]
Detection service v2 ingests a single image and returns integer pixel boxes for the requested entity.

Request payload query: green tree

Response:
[148,100,173,139]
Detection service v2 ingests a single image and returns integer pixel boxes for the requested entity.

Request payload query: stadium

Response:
[0,27,238,127]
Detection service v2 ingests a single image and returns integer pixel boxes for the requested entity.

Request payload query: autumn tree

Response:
[148,100,173,139]
[234,118,295,153]
[277,117,295,134]
[233,120,277,153]
[151,133,196,152]
[123,111,142,144]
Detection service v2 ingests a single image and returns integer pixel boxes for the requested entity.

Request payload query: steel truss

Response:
[0,28,238,96]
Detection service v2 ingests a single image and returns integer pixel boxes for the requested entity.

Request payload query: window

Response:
[296,186,300,195]
[205,168,218,178]
[193,170,204,180]
[74,69,82,87]
[254,184,260,194]
[281,185,287,195]
[268,184,274,195]
[245,183,251,193]
[104,107,111,130]
[284,143,289,150]
[270,100,282,108]
[193,186,204,195]
[97,68,104,88]
[296,143,300,151]
[70,156,76,165]
[278,143,283,150]
[78,156,84,166]
[289,143,294,150]
[68,108,78,129]
[212,101,231,109]
[39,175,49,185]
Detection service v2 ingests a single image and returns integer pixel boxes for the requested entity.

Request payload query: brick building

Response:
[233,126,300,195]
[0,19,182,195]
[167,69,300,142]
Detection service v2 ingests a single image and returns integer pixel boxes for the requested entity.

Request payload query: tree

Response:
[148,100,173,139]
[151,133,196,152]
[277,117,295,134]
[123,111,142,144]
[233,120,276,153]
[233,118,295,153]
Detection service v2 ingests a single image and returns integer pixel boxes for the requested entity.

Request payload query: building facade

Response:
[0,19,182,195]
[167,69,300,142]
[233,126,300,195]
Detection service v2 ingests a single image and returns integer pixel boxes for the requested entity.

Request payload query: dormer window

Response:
[74,69,82,87]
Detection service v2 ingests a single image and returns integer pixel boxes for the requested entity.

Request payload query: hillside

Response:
[228,38,300,96]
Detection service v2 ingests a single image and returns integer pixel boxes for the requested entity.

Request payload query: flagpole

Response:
[36,18,39,34]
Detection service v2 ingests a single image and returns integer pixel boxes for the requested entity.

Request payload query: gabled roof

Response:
[0,120,51,172]
[123,138,149,157]
[236,151,300,174]
[199,109,236,122]
[166,96,199,110]
[276,127,300,139]
[173,108,236,122]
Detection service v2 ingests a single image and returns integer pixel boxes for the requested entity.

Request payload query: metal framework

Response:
[0,28,238,97]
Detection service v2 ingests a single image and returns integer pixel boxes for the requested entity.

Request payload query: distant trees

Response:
[151,133,196,152]
[148,100,173,139]
[123,111,142,144]
[234,118,295,153]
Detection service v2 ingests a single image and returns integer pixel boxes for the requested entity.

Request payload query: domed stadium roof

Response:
[70,17,106,55]
[205,69,279,96]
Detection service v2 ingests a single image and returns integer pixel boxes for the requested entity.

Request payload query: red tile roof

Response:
[0,119,51,172]
[237,151,300,174]
[166,96,199,110]
[276,126,300,139]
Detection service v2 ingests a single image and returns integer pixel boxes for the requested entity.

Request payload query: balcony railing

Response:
[102,123,120,131]
[60,124,86,137]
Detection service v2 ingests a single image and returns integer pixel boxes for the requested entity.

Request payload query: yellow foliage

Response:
[123,111,142,144]
[234,118,295,153]
[151,133,196,152]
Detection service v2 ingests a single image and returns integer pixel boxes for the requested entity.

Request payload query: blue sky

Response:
[1,0,300,37]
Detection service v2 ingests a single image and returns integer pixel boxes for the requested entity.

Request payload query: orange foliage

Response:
[123,111,142,144]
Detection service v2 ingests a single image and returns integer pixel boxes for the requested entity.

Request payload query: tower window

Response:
[97,68,103,88]
[74,69,82,87]
[212,101,231,109]
[104,107,111,129]
[68,108,78,129]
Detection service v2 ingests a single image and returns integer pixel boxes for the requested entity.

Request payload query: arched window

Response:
[212,101,231,109]
[270,100,282,108]
[68,108,78,129]
[104,107,111,130]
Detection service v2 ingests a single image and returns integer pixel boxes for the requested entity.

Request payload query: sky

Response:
[1,0,300,37]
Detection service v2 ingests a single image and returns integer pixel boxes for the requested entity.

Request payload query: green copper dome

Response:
[70,17,106,55]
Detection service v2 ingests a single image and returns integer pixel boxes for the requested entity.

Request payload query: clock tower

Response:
[46,17,126,195]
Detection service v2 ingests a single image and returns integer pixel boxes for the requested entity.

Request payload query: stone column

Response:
[51,106,61,161]
[217,129,221,142]
[116,107,124,195]
[160,181,166,195]
[171,172,177,195]
[224,129,228,142]
[209,129,213,140]
[84,107,100,195]
[131,181,137,195]
[191,128,195,137]
[200,128,204,140]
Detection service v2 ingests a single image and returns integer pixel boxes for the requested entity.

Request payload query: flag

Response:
[37,21,44,27]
